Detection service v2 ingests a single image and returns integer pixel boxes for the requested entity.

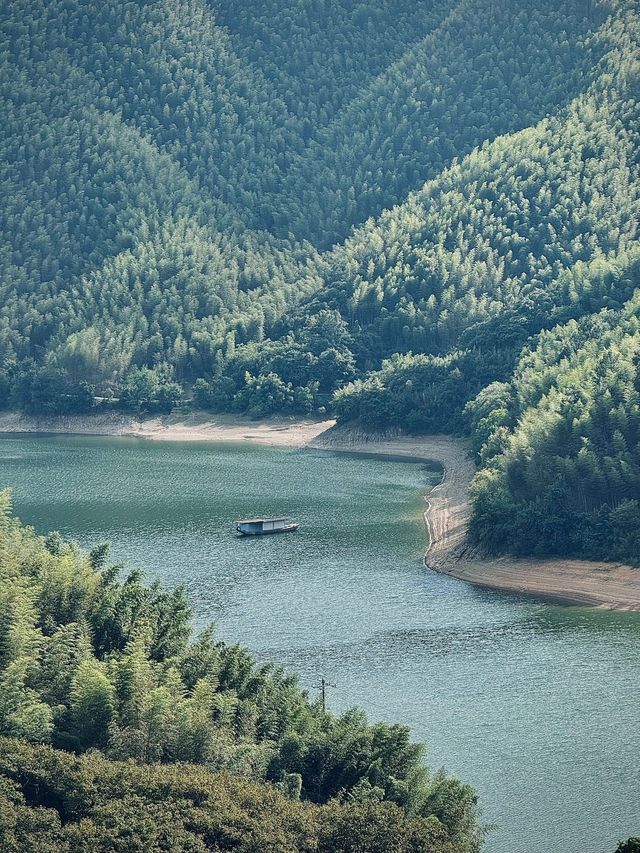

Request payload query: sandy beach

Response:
[0,411,335,447]
[1,411,639,610]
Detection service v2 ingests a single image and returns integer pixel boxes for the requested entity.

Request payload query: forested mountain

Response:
[0,492,483,851]
[1,0,327,408]
[215,6,638,421]
[326,51,639,423]
[214,0,455,128]
[1,0,639,562]
[261,0,609,246]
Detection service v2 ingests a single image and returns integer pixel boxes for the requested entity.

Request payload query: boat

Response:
[235,516,299,536]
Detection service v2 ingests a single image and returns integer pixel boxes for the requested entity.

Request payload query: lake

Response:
[0,434,639,853]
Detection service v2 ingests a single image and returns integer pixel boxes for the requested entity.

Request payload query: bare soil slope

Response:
[0,412,334,447]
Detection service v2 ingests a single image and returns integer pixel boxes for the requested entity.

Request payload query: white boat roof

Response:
[236,516,289,524]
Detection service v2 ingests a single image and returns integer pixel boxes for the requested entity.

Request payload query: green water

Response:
[1,434,639,853]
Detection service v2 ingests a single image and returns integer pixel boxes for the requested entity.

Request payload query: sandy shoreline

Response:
[1,411,639,611]
[0,411,335,447]
[313,428,640,612]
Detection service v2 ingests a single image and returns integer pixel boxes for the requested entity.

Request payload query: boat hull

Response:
[236,524,299,536]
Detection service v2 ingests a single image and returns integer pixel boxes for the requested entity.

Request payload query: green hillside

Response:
[270,0,608,246]
[326,48,639,426]
[214,0,455,127]
[214,7,638,420]
[468,251,640,563]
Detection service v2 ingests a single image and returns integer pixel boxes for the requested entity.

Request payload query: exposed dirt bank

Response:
[312,426,640,612]
[2,413,639,609]
[0,411,335,447]
[310,427,475,567]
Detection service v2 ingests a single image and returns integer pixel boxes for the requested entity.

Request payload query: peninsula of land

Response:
[314,428,640,612]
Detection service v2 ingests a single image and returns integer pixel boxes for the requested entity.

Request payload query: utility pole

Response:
[317,677,336,714]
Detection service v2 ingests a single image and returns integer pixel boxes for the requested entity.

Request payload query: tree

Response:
[119,368,182,415]
[69,660,116,749]
[615,841,640,853]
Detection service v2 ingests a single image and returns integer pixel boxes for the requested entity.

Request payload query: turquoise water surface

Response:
[0,434,639,853]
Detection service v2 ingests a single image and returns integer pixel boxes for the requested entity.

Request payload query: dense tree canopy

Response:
[197,2,640,427]
[0,738,477,853]
[1,2,639,843]
[468,252,640,563]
